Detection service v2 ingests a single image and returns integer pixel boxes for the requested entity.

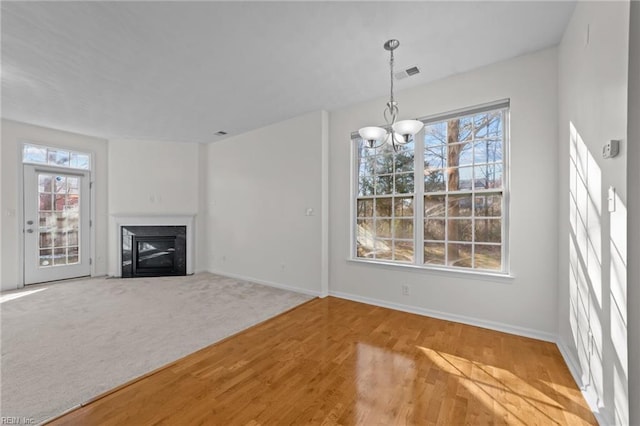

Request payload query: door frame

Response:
[18,141,97,288]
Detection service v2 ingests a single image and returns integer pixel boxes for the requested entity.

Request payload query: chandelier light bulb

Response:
[392,120,424,142]
[358,126,388,146]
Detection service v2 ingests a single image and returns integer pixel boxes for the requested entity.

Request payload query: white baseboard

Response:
[329,290,557,342]
[556,338,584,388]
[556,338,606,425]
[206,269,322,298]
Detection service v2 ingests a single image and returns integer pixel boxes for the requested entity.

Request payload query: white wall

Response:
[627,1,640,423]
[1,119,109,291]
[205,111,326,296]
[197,143,209,273]
[107,139,200,275]
[557,2,630,424]
[329,48,560,338]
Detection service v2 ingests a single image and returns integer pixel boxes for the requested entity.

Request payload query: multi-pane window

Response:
[353,101,509,273]
[356,141,416,262]
[23,143,91,170]
[37,173,81,267]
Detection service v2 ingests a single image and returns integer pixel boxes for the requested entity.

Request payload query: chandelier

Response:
[358,39,424,151]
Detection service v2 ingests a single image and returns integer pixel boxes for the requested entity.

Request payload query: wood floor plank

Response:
[47,297,596,425]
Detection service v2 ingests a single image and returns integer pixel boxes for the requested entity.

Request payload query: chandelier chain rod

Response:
[389,48,394,107]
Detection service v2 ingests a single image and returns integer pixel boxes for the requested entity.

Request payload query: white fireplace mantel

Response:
[111,214,195,277]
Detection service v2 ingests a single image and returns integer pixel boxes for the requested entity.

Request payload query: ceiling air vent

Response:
[395,65,420,80]
[214,131,228,136]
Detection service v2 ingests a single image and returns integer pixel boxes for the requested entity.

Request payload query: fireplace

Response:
[121,226,186,278]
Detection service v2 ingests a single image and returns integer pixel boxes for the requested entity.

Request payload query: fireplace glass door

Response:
[121,225,186,278]
[132,236,177,276]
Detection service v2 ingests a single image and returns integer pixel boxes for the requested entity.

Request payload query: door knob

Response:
[26,220,34,225]
[26,229,34,234]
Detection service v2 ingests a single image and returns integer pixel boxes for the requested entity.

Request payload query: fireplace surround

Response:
[111,215,195,277]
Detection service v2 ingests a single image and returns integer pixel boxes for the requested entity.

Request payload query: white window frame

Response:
[22,142,92,171]
[350,99,511,276]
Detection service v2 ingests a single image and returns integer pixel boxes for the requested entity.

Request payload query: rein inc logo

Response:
[1,418,35,425]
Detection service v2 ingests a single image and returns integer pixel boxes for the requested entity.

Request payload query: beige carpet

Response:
[0,273,313,423]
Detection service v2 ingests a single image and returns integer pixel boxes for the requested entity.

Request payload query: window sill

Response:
[347,258,515,282]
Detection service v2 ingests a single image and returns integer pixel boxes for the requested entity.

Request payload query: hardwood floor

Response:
[49,297,596,425]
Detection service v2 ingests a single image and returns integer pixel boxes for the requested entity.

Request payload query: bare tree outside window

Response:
[424,110,504,270]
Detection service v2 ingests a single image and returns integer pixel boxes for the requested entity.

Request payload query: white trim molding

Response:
[329,290,556,343]
[556,338,607,426]
[206,269,321,298]
[320,110,330,298]
[111,214,195,277]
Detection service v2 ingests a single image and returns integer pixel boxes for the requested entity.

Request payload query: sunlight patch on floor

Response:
[417,345,583,425]
[0,288,47,304]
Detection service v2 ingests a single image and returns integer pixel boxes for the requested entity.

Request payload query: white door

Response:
[23,164,91,284]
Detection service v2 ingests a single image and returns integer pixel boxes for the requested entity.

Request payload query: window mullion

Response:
[471,127,476,269]
[415,129,425,265]
[351,140,358,259]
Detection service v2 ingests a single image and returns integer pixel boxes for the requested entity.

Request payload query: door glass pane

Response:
[38,175,53,192]
[39,232,52,248]
[39,249,53,266]
[68,230,79,245]
[37,173,81,267]
[54,231,66,247]
[39,193,53,211]
[54,176,67,193]
[68,178,79,194]
[68,247,79,264]
[54,248,67,265]
[54,195,66,211]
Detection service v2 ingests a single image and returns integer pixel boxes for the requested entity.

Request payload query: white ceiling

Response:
[1,1,575,143]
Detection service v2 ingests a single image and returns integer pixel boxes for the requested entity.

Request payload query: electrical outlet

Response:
[402,284,410,296]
